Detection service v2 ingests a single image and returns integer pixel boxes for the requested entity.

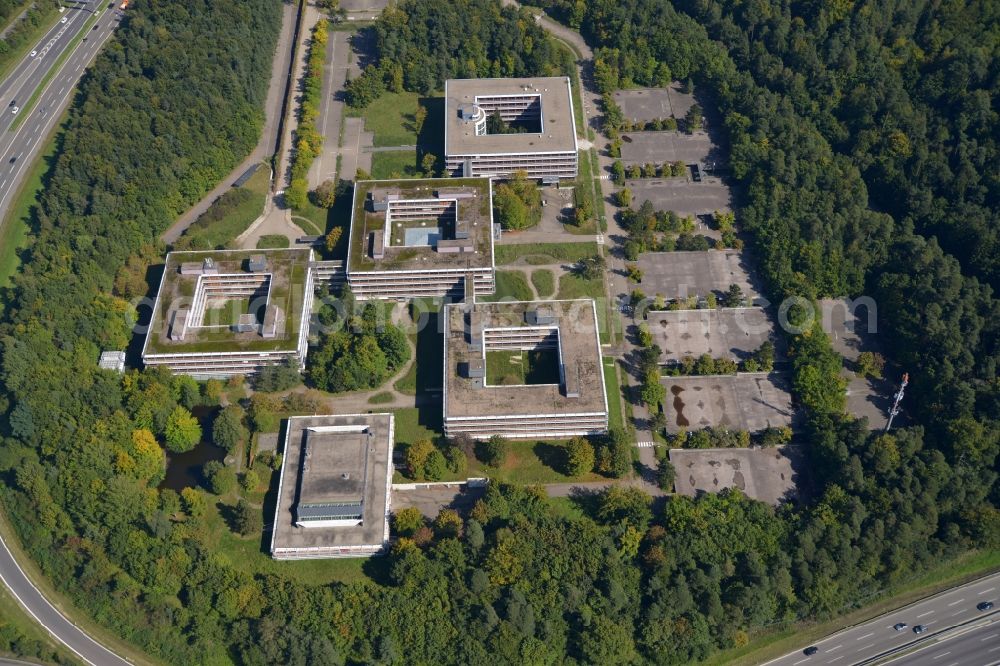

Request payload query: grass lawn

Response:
[469,439,605,485]
[485,349,561,386]
[557,272,605,300]
[530,268,555,298]
[557,272,610,343]
[480,270,533,302]
[350,91,445,149]
[545,496,589,520]
[371,150,420,179]
[394,350,418,395]
[368,391,394,404]
[389,407,442,447]
[257,234,290,249]
[176,165,270,249]
[351,91,422,147]
[290,199,329,236]
[603,356,625,432]
[495,241,600,266]
[702,549,1000,666]
[486,349,525,385]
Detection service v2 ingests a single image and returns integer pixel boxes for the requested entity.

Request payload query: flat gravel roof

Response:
[444,299,606,419]
[445,77,577,156]
[271,414,393,553]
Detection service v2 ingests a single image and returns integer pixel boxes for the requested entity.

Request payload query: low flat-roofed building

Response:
[98,351,126,373]
[444,299,608,439]
[141,248,314,378]
[271,414,394,559]
[445,77,578,181]
[347,178,495,300]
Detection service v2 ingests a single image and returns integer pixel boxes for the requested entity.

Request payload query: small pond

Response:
[159,405,226,491]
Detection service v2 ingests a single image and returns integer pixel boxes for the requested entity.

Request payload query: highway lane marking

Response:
[946,599,964,607]
[0,537,108,666]
[0,9,114,216]
[989,645,1000,653]
[826,657,843,664]
[950,609,964,617]
[981,633,999,641]
[856,632,874,640]
[918,610,935,618]
[826,644,842,652]
[932,652,950,660]
[978,587,995,595]
[858,643,874,651]
[3,9,87,117]
[792,660,809,666]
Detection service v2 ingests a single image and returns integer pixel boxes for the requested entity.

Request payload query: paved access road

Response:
[0,536,130,665]
[0,3,120,225]
[765,571,1000,666]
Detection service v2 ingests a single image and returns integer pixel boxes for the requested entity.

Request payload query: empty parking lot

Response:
[647,307,779,361]
[669,446,801,504]
[661,374,794,432]
[612,84,698,123]
[637,250,761,303]
[620,132,725,166]
[626,177,732,218]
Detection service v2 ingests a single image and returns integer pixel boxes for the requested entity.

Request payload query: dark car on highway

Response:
[978,601,994,611]
[893,622,907,631]
[913,625,927,634]
[803,646,818,656]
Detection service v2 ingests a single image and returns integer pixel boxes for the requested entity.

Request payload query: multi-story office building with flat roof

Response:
[443,299,608,439]
[444,77,578,181]
[346,178,495,300]
[141,248,314,378]
[270,414,394,559]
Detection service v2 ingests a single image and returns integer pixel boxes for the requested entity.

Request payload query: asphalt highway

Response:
[765,571,1000,666]
[881,620,1000,666]
[0,2,120,225]
[0,535,129,665]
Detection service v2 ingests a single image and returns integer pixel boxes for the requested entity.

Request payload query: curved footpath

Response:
[0,536,130,665]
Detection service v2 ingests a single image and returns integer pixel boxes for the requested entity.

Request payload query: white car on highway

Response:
[10,106,18,115]
[29,50,37,57]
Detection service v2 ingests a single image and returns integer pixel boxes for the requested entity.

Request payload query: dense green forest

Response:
[346,0,569,106]
[0,0,996,664]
